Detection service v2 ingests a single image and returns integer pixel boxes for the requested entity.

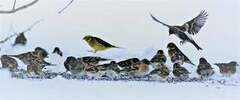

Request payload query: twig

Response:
[0,0,39,14]
[58,0,74,14]
[0,19,43,44]
[13,0,17,10]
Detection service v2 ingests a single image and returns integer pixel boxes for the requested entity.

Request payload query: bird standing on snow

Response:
[52,47,63,57]
[196,57,214,78]
[13,32,27,46]
[150,50,167,68]
[173,63,190,81]
[148,64,170,81]
[150,10,208,50]
[129,59,151,78]
[1,55,18,71]
[96,61,121,79]
[214,61,239,77]
[64,56,86,75]
[167,42,195,65]
[83,35,123,53]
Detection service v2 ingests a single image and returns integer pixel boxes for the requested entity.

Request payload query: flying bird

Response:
[83,35,122,53]
[150,10,208,50]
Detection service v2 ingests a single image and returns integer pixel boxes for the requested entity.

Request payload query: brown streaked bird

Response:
[64,56,87,75]
[117,58,140,69]
[214,61,239,77]
[150,10,208,50]
[173,63,190,81]
[52,47,63,57]
[197,57,214,78]
[77,56,111,66]
[34,47,49,59]
[150,50,167,68]
[129,59,150,78]
[1,55,18,71]
[83,35,122,53]
[167,42,195,65]
[13,32,27,46]
[148,64,170,81]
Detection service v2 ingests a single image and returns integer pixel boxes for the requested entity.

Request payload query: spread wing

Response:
[183,10,208,35]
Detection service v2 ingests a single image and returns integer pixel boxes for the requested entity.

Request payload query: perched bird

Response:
[13,32,27,46]
[117,58,140,71]
[34,47,49,59]
[150,10,208,50]
[96,61,121,79]
[83,35,122,53]
[52,47,63,56]
[148,64,170,81]
[64,56,86,75]
[214,61,239,77]
[167,42,195,65]
[78,56,110,66]
[129,59,150,78]
[197,57,214,78]
[1,55,18,71]
[173,63,190,81]
[150,50,167,68]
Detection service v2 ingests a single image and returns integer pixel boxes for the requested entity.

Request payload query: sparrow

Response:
[83,35,122,53]
[196,57,214,78]
[214,61,239,77]
[77,56,111,66]
[64,56,86,75]
[129,59,150,78]
[117,58,140,74]
[150,10,208,50]
[1,55,18,71]
[96,61,121,79]
[173,63,190,81]
[148,64,170,81]
[52,47,63,56]
[150,50,167,68]
[13,32,27,46]
[167,42,195,65]
[34,47,49,59]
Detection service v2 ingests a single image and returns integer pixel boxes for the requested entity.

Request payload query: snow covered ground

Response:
[0,0,240,100]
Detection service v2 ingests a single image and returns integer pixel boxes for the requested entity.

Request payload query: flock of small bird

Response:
[0,10,239,81]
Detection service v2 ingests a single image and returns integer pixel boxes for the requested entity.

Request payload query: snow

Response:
[0,0,240,100]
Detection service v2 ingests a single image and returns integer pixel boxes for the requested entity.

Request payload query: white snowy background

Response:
[0,0,240,100]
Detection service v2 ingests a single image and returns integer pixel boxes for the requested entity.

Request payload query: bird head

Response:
[64,56,77,71]
[142,59,150,65]
[34,47,49,59]
[83,35,93,42]
[53,47,60,53]
[167,42,176,49]
[229,61,239,66]
[199,57,207,63]
[157,50,164,54]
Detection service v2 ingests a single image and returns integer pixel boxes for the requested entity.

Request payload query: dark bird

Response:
[150,10,208,50]
[150,50,167,68]
[34,47,49,59]
[167,42,195,65]
[83,35,122,53]
[52,47,63,56]
[117,58,140,69]
[1,55,18,71]
[77,56,111,66]
[148,64,170,81]
[197,57,214,78]
[13,32,27,46]
[173,63,190,81]
[129,59,150,77]
[64,56,86,75]
[214,61,239,77]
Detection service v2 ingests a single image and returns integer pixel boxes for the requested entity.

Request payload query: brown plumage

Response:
[173,63,190,81]
[214,61,239,77]
[13,32,27,46]
[197,57,214,78]
[150,50,167,65]
[1,55,18,71]
[148,64,170,81]
[167,42,195,65]
[129,59,150,77]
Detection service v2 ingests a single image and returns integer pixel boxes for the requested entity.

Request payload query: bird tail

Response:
[112,45,126,49]
[190,40,202,50]
[150,13,171,28]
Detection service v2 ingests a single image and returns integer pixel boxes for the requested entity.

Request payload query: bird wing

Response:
[182,10,208,35]
[150,13,171,28]
[94,37,117,48]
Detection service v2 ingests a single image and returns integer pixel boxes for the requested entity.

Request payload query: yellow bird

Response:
[83,35,122,53]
